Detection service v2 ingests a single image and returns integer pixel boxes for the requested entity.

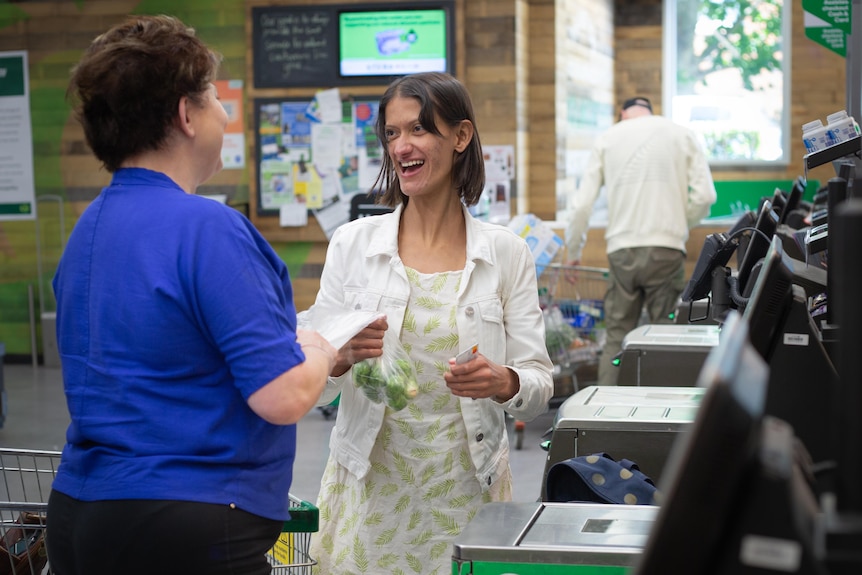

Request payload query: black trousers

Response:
[46,490,282,575]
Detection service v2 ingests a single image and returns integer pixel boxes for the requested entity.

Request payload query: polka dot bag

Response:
[546,452,661,506]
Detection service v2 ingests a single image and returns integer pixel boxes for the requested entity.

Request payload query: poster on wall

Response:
[254,92,384,238]
[469,144,515,225]
[215,79,246,170]
[0,50,35,221]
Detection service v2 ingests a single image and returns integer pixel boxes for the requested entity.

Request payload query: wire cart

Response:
[511,264,609,450]
[0,448,60,575]
[266,494,319,574]
[537,263,609,384]
[0,447,317,574]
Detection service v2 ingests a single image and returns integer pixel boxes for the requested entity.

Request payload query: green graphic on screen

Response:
[339,9,448,77]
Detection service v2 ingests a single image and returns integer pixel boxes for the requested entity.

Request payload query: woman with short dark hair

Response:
[47,15,337,575]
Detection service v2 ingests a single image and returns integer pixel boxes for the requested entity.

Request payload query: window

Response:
[663,0,789,166]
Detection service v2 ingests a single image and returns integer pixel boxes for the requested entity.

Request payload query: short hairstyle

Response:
[373,72,485,208]
[621,96,653,113]
[67,15,222,173]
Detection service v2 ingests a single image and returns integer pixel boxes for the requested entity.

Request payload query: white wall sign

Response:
[0,51,35,221]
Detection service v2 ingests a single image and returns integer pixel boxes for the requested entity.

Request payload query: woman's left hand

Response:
[444,354,520,402]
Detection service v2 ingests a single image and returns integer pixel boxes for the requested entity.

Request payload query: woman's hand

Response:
[331,316,389,377]
[444,353,520,402]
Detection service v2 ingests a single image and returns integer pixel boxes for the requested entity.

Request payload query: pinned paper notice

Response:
[280,203,308,227]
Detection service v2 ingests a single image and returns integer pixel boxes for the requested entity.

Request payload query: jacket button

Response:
[465,307,474,317]
[515,399,523,408]
[354,303,361,310]
[475,433,484,442]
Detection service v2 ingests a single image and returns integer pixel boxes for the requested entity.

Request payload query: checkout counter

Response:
[540,385,703,501]
[615,324,720,387]
[452,502,656,574]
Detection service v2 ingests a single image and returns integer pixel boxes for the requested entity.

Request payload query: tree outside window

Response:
[666,0,788,165]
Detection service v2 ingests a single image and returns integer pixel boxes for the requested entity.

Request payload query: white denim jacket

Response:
[312,204,554,491]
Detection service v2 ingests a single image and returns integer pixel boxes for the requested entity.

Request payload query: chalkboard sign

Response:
[252,6,338,88]
[251,2,456,89]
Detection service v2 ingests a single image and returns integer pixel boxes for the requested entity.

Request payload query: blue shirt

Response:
[52,168,304,520]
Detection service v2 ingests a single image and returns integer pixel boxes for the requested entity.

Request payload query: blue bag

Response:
[546,452,660,506]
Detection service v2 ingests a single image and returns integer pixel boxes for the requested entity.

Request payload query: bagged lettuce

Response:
[353,329,418,411]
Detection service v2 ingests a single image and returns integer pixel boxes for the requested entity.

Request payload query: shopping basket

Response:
[0,448,60,575]
[266,494,319,574]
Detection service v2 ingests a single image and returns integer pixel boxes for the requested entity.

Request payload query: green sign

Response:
[803,0,852,33]
[0,202,32,215]
[706,179,819,222]
[0,55,24,97]
[805,23,847,57]
[453,562,629,575]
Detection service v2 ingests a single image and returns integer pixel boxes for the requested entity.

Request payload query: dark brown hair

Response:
[373,72,485,207]
[67,15,222,172]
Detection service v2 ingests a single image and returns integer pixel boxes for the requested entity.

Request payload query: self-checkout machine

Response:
[452,501,657,575]
[615,188,827,390]
[453,348,711,574]
[538,385,704,502]
[614,323,720,387]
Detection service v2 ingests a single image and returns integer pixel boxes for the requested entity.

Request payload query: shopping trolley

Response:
[0,447,317,574]
[537,263,609,380]
[266,494,319,574]
[0,448,60,575]
[511,264,609,450]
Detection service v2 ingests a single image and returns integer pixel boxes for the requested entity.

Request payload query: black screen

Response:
[740,237,794,361]
[631,311,768,575]
[736,200,779,294]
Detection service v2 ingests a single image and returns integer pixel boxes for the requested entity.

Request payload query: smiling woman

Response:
[305,72,554,575]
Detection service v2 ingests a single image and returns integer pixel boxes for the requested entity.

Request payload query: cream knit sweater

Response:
[565,114,717,260]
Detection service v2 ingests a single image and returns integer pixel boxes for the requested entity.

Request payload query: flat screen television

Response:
[337,2,454,82]
[631,311,768,575]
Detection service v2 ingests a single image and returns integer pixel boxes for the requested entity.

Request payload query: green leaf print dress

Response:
[310,267,513,575]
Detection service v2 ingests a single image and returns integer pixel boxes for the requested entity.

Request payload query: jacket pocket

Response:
[475,298,505,363]
[343,290,383,312]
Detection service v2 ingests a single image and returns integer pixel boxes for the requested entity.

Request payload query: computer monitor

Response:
[631,311,768,575]
[770,188,787,222]
[736,200,779,295]
[741,236,837,469]
[740,237,794,359]
[832,199,862,512]
[778,176,805,226]
[680,232,738,303]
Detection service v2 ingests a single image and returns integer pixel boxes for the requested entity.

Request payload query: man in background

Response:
[565,96,716,386]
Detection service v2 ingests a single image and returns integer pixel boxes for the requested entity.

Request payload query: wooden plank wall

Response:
[0,0,851,350]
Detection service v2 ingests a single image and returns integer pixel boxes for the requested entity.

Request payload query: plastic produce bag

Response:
[352,328,419,411]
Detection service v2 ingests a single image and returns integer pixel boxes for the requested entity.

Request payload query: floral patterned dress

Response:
[310,267,512,575]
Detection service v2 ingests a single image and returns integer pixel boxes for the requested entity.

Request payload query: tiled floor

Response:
[0,362,562,505]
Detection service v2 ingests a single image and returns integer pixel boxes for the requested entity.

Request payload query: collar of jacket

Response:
[363,203,497,267]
